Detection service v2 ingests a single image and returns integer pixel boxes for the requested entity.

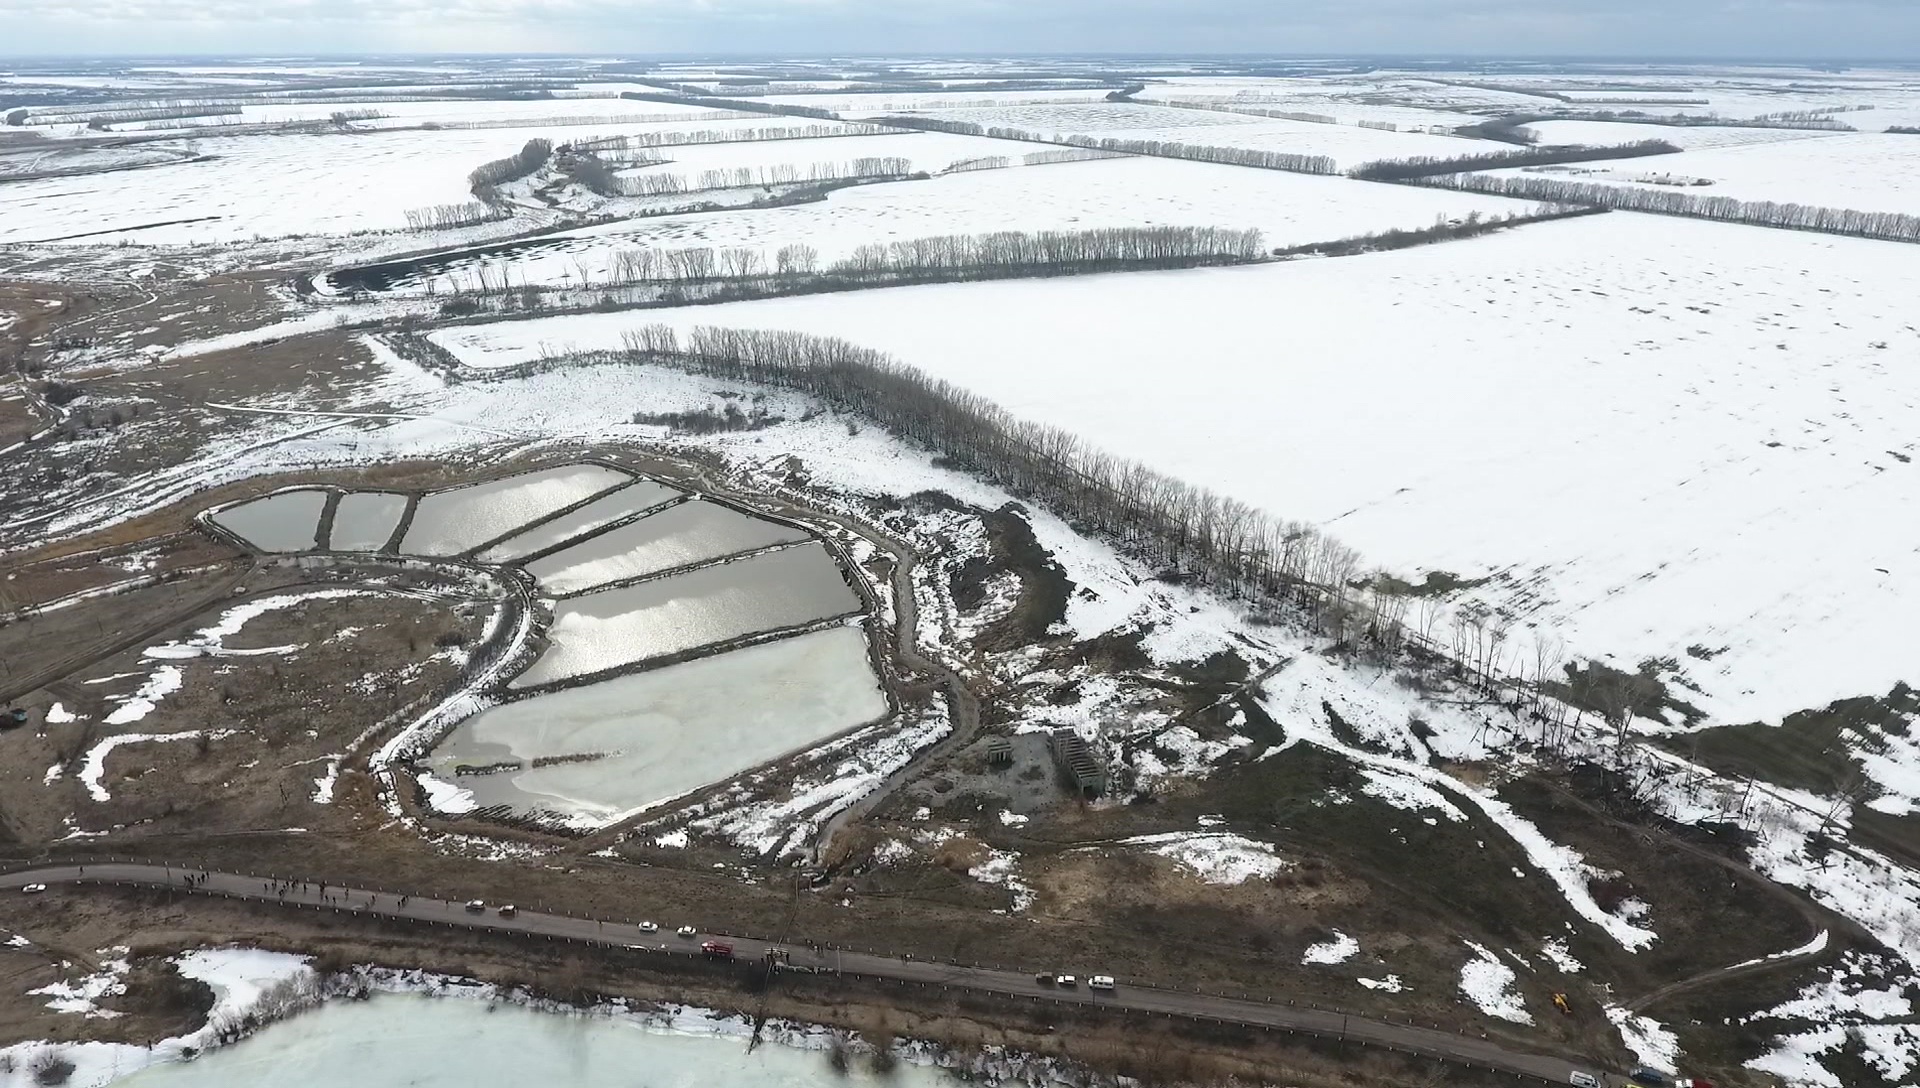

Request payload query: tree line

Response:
[875,114,1337,175]
[568,122,895,153]
[404,202,506,231]
[1272,206,1606,257]
[589,156,919,198]
[613,324,1377,631]
[1349,140,1679,180]
[1412,173,1920,243]
[594,225,1263,287]
[619,90,840,120]
[469,138,553,203]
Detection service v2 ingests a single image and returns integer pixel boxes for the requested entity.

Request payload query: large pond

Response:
[426,627,886,826]
[476,481,683,563]
[326,491,408,552]
[400,465,630,557]
[526,499,810,596]
[113,992,955,1088]
[209,489,328,552]
[511,543,863,688]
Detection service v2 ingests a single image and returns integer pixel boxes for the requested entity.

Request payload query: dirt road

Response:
[0,862,1604,1086]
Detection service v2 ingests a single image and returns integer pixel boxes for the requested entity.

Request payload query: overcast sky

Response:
[2,0,1916,59]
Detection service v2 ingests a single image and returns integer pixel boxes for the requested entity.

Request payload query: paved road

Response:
[1,863,1600,1085]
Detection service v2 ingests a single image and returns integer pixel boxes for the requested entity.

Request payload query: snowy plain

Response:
[424,211,1920,727]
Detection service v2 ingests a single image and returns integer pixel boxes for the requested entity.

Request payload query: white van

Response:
[1569,1072,1602,1088]
[1088,975,1116,991]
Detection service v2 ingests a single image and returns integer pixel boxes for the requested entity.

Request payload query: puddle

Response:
[511,543,862,688]
[399,465,629,557]
[209,490,328,552]
[427,627,884,826]
[327,492,408,552]
[525,499,809,595]
[476,480,682,564]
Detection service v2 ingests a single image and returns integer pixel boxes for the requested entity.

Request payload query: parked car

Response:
[1569,1072,1602,1088]
[497,904,516,918]
[20,884,46,895]
[676,925,696,937]
[637,921,658,933]
[1088,975,1116,992]
[1631,1069,1673,1088]
[464,899,485,913]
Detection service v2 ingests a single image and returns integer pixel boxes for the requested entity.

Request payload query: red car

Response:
[701,940,735,959]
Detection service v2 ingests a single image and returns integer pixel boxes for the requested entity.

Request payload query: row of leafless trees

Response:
[617,324,1370,612]
[327,108,387,124]
[404,202,506,230]
[831,225,1266,274]
[593,225,1263,287]
[569,122,893,153]
[1415,173,1920,242]
[419,112,717,132]
[1273,206,1604,257]
[1551,109,1852,131]
[1349,139,1679,180]
[619,91,840,120]
[622,156,918,196]
[877,114,1337,174]
[943,148,1125,174]
[468,138,552,202]
[1166,100,1338,125]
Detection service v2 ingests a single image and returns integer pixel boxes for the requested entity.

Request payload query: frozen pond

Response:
[111,991,952,1088]
[511,543,862,688]
[427,627,885,825]
[476,480,683,563]
[399,464,630,557]
[209,489,327,552]
[526,499,810,595]
[327,491,408,552]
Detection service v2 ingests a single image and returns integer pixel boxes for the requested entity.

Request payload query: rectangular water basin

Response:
[524,499,809,595]
[399,464,629,557]
[476,480,682,564]
[210,489,328,553]
[426,627,885,827]
[327,491,408,552]
[510,542,861,688]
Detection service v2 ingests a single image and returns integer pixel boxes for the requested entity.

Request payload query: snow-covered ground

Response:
[1120,830,1288,884]
[424,211,1920,728]
[1458,941,1533,1024]
[1519,119,1850,151]
[394,155,1531,296]
[1487,132,1920,216]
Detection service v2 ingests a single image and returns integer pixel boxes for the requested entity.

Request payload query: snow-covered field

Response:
[1519,119,1849,151]
[1489,132,1920,216]
[914,101,1484,167]
[422,212,1920,728]
[399,155,1530,296]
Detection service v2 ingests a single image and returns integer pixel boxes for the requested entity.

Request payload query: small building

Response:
[1047,728,1107,798]
[985,737,1013,766]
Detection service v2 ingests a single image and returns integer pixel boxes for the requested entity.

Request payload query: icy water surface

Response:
[526,498,810,595]
[209,489,328,552]
[113,993,953,1087]
[476,480,683,563]
[400,464,629,557]
[327,491,408,551]
[511,543,862,688]
[427,627,885,825]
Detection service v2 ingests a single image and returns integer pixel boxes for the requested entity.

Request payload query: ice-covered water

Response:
[327,491,408,552]
[525,499,810,595]
[475,480,683,563]
[511,543,862,688]
[399,465,630,557]
[209,489,327,552]
[427,627,886,825]
[110,992,953,1087]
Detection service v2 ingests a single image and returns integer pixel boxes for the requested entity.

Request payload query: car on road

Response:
[1034,972,1054,985]
[1569,1072,1602,1088]
[676,925,696,937]
[701,940,735,959]
[497,904,516,918]
[1630,1069,1674,1088]
[637,921,658,933]
[1088,975,1116,991]
[1055,975,1077,988]
[21,884,46,895]
[464,899,485,913]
